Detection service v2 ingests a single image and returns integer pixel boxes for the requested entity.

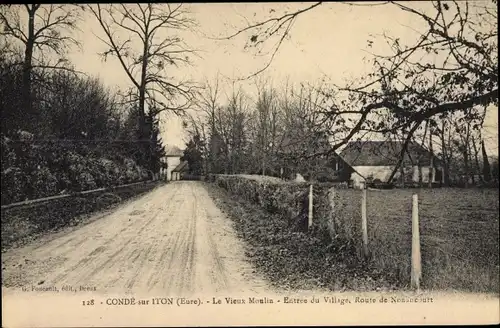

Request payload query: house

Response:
[338,140,443,188]
[171,161,189,181]
[164,145,184,181]
[159,157,168,180]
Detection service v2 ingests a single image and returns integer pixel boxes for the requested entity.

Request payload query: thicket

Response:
[0,57,162,205]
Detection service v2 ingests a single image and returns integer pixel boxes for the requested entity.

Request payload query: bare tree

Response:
[269,82,336,179]
[190,74,223,174]
[253,78,280,175]
[88,4,199,170]
[0,4,82,131]
[88,4,198,138]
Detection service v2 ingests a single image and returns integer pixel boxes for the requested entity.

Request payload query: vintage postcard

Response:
[1,2,499,327]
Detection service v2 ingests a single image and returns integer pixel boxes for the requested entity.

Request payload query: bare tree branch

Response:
[88,4,199,116]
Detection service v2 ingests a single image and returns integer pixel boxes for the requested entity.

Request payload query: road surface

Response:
[1,181,271,296]
[2,182,498,327]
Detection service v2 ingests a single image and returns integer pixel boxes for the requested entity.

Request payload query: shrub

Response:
[1,166,26,204]
[96,192,122,208]
[214,175,312,232]
[0,137,150,205]
[32,167,59,199]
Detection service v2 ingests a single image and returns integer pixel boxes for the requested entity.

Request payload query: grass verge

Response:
[205,182,401,292]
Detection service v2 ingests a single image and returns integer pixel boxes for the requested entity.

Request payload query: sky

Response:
[66,2,498,155]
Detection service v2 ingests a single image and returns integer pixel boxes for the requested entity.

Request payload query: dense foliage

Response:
[0,55,164,205]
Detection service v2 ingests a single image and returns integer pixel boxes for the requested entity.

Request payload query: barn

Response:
[339,140,443,188]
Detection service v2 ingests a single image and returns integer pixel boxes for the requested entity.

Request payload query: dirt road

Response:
[1,182,271,296]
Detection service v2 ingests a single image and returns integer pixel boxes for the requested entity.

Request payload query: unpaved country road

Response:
[2,181,272,296]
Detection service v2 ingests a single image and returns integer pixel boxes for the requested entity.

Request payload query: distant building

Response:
[338,140,443,188]
[164,145,184,181]
[171,161,189,181]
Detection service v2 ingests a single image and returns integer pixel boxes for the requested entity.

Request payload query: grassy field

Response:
[358,188,499,293]
[210,174,499,293]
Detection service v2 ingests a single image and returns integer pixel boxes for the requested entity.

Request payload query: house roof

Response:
[340,140,441,167]
[165,145,184,157]
[172,161,189,172]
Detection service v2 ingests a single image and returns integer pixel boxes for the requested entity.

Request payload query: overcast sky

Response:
[67,2,498,155]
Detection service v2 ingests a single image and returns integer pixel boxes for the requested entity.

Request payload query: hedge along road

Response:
[1,181,272,297]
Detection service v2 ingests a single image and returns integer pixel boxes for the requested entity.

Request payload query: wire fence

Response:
[314,186,499,292]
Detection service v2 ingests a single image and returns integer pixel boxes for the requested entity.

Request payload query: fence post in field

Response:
[361,184,369,259]
[308,184,314,230]
[411,193,422,290]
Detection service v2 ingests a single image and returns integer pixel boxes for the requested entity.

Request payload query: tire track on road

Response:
[76,188,179,289]
[33,187,177,287]
[179,184,197,295]
[2,181,274,296]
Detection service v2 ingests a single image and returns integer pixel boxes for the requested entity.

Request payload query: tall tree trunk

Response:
[463,149,470,188]
[418,161,423,187]
[440,121,450,186]
[472,136,481,183]
[139,35,149,169]
[386,121,422,184]
[262,150,266,176]
[428,130,434,188]
[23,5,36,132]
[400,162,405,187]
[482,140,491,182]
[462,122,471,188]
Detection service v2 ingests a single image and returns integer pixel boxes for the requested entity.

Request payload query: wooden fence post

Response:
[308,184,314,230]
[361,185,368,259]
[329,187,336,236]
[411,193,422,290]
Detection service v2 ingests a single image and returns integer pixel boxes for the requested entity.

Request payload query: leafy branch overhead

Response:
[222,1,498,182]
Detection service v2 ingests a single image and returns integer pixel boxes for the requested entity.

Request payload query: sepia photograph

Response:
[1,1,499,326]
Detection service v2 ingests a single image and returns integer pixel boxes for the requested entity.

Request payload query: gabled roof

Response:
[165,145,184,157]
[340,140,441,167]
[172,161,189,172]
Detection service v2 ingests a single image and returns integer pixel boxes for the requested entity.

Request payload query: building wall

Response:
[171,171,179,181]
[166,156,181,181]
[412,166,437,183]
[350,165,439,188]
[351,166,401,185]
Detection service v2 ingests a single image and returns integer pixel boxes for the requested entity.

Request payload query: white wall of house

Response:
[350,165,439,188]
[166,156,181,181]
[412,166,437,183]
[350,171,366,189]
[352,166,401,184]
[171,171,179,181]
